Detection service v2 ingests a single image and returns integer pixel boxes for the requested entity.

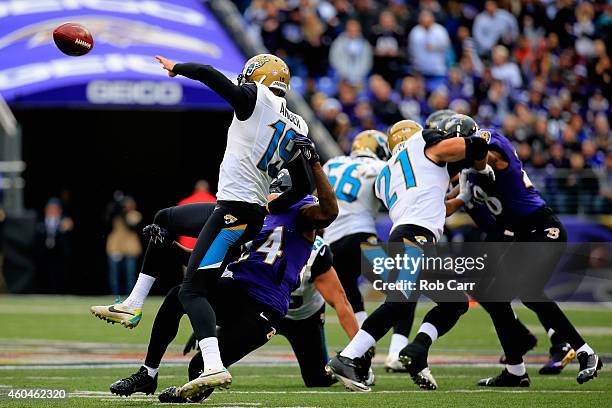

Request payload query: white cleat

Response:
[411,367,438,390]
[178,368,232,399]
[90,303,142,328]
[385,355,408,372]
[365,368,376,386]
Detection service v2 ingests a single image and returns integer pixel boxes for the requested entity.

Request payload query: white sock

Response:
[123,274,156,309]
[576,343,594,355]
[418,322,438,342]
[388,334,409,360]
[143,364,158,378]
[506,363,526,376]
[547,328,555,339]
[340,329,376,359]
[355,311,368,328]
[199,337,224,370]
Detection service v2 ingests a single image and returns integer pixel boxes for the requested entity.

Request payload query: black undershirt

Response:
[173,63,257,121]
[309,243,333,282]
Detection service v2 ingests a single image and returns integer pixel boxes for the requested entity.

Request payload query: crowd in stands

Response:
[238,0,611,214]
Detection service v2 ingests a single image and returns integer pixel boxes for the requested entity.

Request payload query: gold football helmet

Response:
[237,54,290,96]
[351,130,391,160]
[388,120,423,153]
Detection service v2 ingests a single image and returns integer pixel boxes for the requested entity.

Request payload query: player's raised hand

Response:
[457,169,473,205]
[293,135,320,165]
[155,55,177,77]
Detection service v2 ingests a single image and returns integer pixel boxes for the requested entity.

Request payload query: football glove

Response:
[143,224,170,245]
[293,135,320,165]
[457,169,473,205]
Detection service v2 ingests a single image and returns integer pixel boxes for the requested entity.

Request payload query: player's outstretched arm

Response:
[314,267,359,339]
[155,56,255,120]
[426,135,488,165]
[292,136,338,229]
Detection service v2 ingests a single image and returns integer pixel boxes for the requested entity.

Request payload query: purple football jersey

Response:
[467,129,546,230]
[225,195,316,316]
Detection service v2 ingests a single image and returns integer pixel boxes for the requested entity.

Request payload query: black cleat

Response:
[576,352,603,384]
[499,332,537,365]
[478,369,530,387]
[539,342,576,375]
[110,366,157,396]
[354,347,376,386]
[158,386,210,403]
[399,343,437,390]
[327,355,371,392]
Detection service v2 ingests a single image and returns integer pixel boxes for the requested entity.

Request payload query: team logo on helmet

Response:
[239,54,290,95]
[351,130,391,160]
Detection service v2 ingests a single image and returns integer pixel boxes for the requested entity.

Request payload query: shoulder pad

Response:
[422,129,446,147]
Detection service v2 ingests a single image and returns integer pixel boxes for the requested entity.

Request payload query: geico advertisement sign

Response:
[86,80,182,105]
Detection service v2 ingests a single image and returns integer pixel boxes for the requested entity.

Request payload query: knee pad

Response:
[153,208,171,226]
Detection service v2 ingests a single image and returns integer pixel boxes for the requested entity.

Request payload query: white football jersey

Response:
[322,155,386,244]
[286,236,327,321]
[375,132,450,240]
[216,82,309,206]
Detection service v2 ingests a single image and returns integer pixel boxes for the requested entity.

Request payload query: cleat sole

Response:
[91,309,140,329]
[331,373,371,392]
[179,374,232,399]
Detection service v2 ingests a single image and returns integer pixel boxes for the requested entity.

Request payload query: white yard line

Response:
[69,389,606,396]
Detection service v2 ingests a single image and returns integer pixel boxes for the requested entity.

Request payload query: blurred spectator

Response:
[352,0,379,38]
[369,74,403,125]
[301,9,334,78]
[549,144,570,169]
[105,193,142,296]
[35,198,73,294]
[177,180,216,250]
[408,10,450,90]
[491,45,523,89]
[595,153,612,214]
[329,19,373,86]
[370,9,406,85]
[472,0,519,56]
[398,75,427,121]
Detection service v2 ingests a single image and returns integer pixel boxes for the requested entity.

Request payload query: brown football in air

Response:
[53,23,94,56]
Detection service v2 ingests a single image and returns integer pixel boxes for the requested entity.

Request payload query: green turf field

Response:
[0,295,610,407]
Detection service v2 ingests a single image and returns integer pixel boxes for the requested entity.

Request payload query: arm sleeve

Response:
[172,63,256,120]
[309,244,333,282]
[267,154,315,214]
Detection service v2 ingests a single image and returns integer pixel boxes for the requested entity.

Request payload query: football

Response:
[53,22,94,56]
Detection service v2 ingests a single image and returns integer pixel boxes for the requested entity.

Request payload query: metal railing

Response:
[0,95,25,215]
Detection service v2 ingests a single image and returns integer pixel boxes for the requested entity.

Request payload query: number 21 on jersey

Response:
[377,149,417,208]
